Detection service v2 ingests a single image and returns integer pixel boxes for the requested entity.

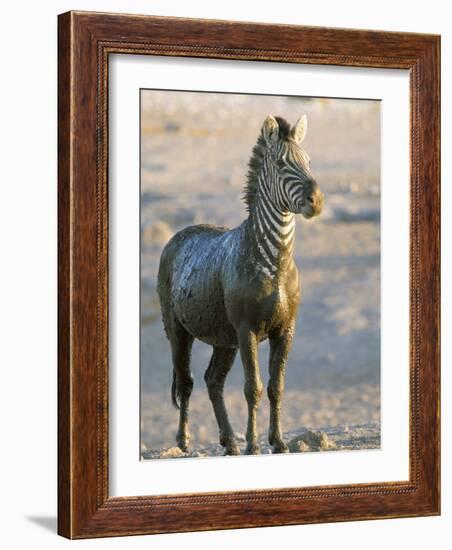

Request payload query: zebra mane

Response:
[242,116,292,211]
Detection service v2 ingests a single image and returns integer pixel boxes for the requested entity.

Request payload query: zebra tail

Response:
[171,370,180,409]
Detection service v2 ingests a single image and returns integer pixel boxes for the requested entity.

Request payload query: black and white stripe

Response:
[248,142,314,276]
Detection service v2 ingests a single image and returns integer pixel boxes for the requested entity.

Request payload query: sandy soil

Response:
[140,91,381,457]
[142,423,380,459]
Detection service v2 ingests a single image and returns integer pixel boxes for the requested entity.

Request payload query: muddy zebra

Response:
[157,115,324,455]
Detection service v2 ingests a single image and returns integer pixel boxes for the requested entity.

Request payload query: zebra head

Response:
[262,115,324,219]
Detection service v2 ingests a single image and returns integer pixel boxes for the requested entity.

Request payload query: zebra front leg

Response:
[204,347,240,456]
[238,329,263,455]
[267,327,294,453]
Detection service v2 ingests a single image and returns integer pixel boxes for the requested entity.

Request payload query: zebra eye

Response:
[275,159,286,170]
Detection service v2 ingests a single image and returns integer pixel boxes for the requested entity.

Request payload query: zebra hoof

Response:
[245,444,260,455]
[224,444,241,456]
[221,436,241,455]
[272,442,289,454]
[176,435,190,453]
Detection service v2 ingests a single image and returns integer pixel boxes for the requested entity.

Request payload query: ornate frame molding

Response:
[58,11,440,538]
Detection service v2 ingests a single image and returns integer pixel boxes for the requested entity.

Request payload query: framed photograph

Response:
[58,11,440,539]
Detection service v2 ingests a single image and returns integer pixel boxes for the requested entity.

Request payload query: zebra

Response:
[157,114,324,456]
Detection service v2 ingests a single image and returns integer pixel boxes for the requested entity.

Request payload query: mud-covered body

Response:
[158,222,301,350]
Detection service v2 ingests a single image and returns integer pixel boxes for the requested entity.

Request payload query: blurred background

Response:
[140,90,381,457]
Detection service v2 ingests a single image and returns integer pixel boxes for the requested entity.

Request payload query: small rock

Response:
[288,430,335,453]
[160,446,185,458]
[288,439,310,453]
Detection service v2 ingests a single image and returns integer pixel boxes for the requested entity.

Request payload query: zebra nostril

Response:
[307,195,315,204]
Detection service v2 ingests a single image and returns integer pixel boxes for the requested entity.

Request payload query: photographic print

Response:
[140,90,381,460]
[58,12,440,537]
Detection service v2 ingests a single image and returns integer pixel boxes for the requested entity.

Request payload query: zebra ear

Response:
[291,115,308,143]
[262,115,279,146]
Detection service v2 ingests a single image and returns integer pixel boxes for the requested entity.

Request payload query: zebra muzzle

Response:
[301,189,324,218]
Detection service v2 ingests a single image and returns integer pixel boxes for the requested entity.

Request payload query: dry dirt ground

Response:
[140,91,381,458]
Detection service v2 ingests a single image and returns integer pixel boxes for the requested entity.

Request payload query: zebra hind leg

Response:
[204,347,240,456]
[168,319,194,452]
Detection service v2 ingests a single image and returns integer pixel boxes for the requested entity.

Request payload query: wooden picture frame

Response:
[58,11,440,539]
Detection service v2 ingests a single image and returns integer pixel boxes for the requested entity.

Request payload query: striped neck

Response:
[247,183,296,278]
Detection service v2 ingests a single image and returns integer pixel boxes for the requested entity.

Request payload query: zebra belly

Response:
[173,289,238,348]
